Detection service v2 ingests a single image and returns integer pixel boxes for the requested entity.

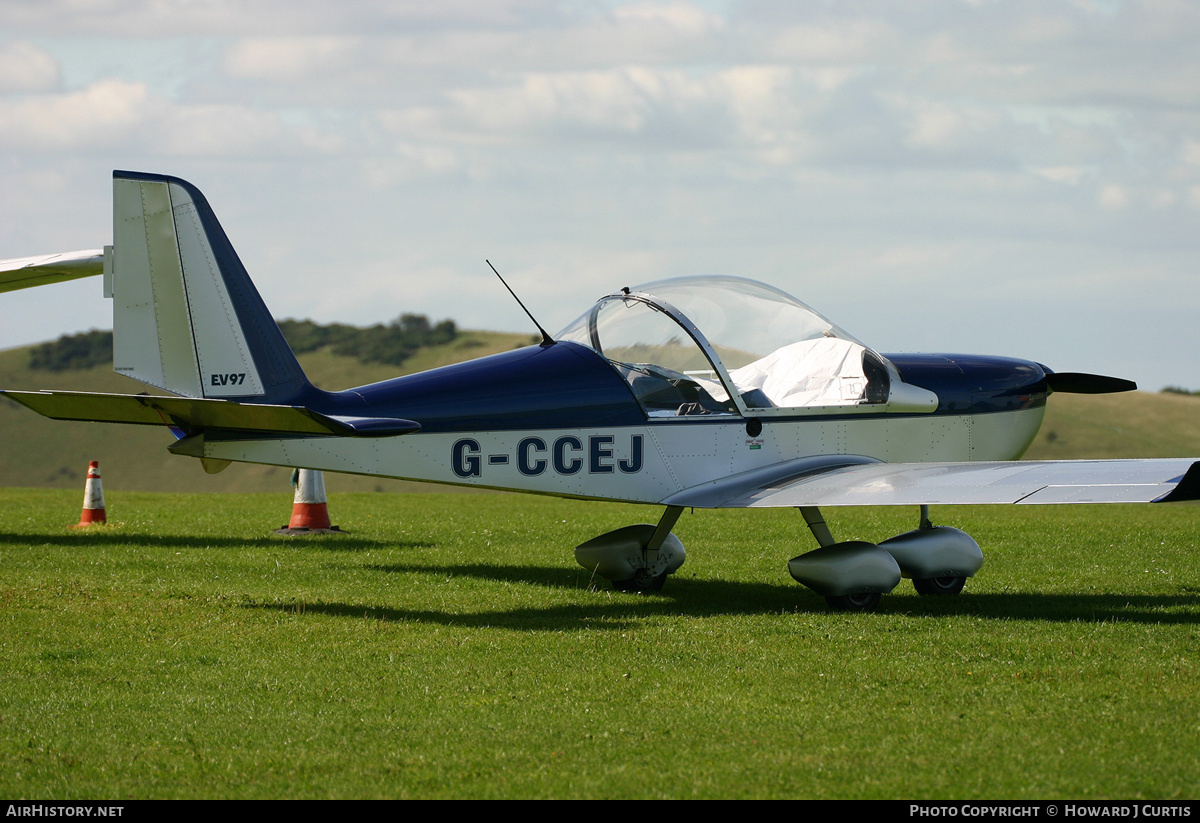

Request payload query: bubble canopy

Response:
[556,276,892,417]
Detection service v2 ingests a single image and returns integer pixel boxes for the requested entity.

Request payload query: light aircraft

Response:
[3,171,1198,611]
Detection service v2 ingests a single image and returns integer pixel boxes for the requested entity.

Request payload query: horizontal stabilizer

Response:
[1045,372,1137,394]
[0,249,104,293]
[1,390,419,438]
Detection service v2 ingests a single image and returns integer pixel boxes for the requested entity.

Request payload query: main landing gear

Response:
[788,505,983,611]
[574,504,982,612]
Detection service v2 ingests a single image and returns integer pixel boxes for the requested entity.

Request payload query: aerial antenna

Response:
[486,259,554,347]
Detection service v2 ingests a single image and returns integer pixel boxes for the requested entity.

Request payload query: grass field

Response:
[2,488,1199,799]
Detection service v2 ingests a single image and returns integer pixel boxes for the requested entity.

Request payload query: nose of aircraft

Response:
[884,353,1136,414]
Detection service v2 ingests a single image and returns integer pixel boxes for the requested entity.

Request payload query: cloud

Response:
[3,0,1200,391]
[0,0,552,37]
[216,2,727,106]
[0,79,152,152]
[0,77,341,157]
[0,39,60,93]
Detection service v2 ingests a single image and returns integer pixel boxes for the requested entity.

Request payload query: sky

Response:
[2,0,1198,392]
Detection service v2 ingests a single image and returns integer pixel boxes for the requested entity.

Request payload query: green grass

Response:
[2,489,1199,798]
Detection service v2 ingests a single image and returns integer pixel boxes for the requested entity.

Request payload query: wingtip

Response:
[1155,461,1200,503]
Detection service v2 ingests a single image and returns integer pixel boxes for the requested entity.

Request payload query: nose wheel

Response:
[575,506,686,593]
[613,570,669,592]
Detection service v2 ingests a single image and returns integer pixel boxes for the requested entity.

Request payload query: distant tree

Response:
[1161,386,1200,397]
[331,314,458,366]
[30,314,458,372]
[277,319,360,354]
[28,330,113,371]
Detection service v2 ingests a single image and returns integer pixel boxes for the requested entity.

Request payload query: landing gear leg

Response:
[919,504,933,532]
[800,506,836,548]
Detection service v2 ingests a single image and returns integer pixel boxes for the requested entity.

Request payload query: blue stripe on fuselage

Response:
[315,341,645,433]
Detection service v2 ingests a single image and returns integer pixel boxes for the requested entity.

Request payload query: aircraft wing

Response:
[663,457,1200,508]
[1,390,420,437]
[0,249,104,293]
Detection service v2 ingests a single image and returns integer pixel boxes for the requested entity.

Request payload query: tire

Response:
[825,592,881,612]
[612,571,668,593]
[913,576,966,596]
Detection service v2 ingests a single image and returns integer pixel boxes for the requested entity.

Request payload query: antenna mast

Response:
[486,260,554,347]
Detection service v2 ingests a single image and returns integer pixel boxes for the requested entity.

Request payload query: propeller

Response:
[1044,372,1137,394]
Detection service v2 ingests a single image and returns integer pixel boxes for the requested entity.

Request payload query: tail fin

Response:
[108,170,310,403]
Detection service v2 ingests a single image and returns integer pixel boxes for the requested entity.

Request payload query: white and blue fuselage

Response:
[176,341,1050,506]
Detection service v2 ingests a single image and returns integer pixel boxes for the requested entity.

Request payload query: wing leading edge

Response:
[663,457,1200,508]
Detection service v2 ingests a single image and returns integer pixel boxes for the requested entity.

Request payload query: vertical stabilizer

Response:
[109,170,309,402]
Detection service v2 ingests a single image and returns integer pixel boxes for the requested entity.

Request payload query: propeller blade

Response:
[1045,372,1137,394]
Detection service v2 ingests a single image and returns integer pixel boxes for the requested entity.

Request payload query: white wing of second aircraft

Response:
[0,249,104,293]
[663,457,1200,508]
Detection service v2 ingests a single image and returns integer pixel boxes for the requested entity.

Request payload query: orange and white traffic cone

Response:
[72,460,106,527]
[274,469,344,535]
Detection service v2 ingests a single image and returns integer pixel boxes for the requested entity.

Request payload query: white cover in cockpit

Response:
[729,337,867,408]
